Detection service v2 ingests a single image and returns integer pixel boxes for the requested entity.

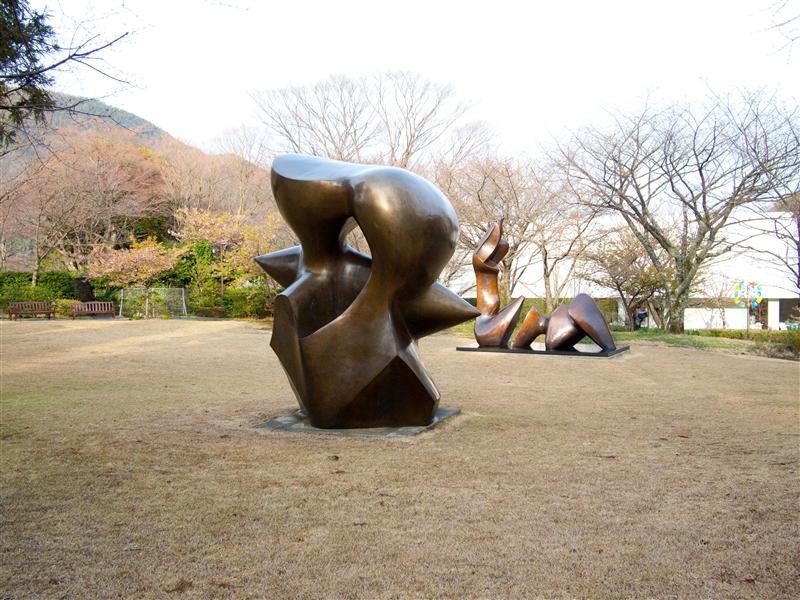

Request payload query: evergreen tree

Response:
[0,0,57,146]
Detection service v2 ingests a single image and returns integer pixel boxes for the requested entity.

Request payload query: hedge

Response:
[686,328,800,353]
[0,271,78,304]
[0,272,82,310]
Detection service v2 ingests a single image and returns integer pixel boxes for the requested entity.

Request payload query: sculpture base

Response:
[456,343,630,358]
[257,406,461,437]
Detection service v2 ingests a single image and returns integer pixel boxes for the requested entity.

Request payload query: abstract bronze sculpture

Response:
[471,220,619,353]
[256,154,480,429]
[473,218,526,347]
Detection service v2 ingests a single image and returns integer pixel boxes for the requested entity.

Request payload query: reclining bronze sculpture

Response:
[256,154,480,428]
[472,220,617,353]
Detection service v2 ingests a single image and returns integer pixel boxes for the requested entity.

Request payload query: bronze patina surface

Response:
[471,220,618,353]
[473,219,525,346]
[542,293,617,352]
[256,154,479,429]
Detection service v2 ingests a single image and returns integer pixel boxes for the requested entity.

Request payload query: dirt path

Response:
[2,319,798,598]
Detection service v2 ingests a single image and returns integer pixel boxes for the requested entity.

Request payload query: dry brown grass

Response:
[1,319,798,599]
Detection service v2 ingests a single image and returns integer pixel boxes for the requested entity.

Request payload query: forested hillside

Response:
[0,92,281,317]
[48,92,165,140]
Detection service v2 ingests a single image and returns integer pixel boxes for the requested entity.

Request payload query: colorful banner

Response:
[733,280,762,310]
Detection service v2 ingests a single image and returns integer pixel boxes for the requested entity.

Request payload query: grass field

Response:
[1,319,799,598]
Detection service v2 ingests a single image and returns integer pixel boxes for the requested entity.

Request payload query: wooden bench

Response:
[8,301,55,320]
[72,301,116,319]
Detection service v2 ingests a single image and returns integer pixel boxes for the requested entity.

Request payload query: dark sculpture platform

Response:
[257,407,461,438]
[456,343,630,358]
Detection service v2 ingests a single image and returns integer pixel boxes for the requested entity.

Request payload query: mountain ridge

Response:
[49,91,167,141]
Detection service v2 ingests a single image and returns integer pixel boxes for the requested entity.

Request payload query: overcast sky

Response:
[35,0,799,154]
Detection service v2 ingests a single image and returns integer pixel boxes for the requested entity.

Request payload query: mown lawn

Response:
[1,319,798,598]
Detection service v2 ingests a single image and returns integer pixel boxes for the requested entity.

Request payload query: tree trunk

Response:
[626,302,637,332]
[666,290,689,333]
[219,247,227,296]
[795,213,800,292]
[31,233,41,286]
[497,260,512,306]
[543,272,554,313]
[647,299,665,329]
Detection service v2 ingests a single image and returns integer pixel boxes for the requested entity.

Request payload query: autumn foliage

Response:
[88,238,186,288]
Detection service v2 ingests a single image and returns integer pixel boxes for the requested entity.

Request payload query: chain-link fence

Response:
[118,288,188,318]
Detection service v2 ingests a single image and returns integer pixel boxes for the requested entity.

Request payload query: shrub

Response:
[222,287,275,319]
[692,328,799,356]
[187,274,225,317]
[0,272,31,289]
[38,272,78,298]
[54,299,84,317]
[0,271,78,303]
[778,330,800,354]
[0,284,54,310]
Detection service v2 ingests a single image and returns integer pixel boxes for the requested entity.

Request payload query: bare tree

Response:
[441,156,546,301]
[251,72,483,170]
[11,127,169,280]
[559,91,800,332]
[579,228,665,330]
[735,97,800,294]
[740,194,799,295]
[441,156,601,307]
[14,159,81,285]
[767,0,800,53]
[526,168,602,311]
[0,151,32,269]
[251,75,378,162]
[214,126,276,218]
[158,140,227,213]
[702,271,737,329]
[373,72,468,169]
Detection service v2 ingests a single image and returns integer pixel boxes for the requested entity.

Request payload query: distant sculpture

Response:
[256,154,479,429]
[473,220,617,353]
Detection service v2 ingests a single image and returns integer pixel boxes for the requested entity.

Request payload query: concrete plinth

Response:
[257,406,461,437]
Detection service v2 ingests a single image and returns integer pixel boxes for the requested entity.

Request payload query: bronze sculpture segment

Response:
[472,219,525,347]
[256,154,479,428]
[524,294,617,352]
[254,246,303,288]
[566,293,617,351]
[475,296,525,347]
[470,221,618,353]
[544,304,586,351]
[511,304,549,348]
[404,282,484,338]
[473,219,505,316]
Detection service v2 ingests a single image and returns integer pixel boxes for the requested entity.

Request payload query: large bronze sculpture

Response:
[256,154,480,429]
[470,220,622,354]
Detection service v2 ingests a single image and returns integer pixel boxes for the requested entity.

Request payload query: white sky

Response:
[35,0,799,154]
